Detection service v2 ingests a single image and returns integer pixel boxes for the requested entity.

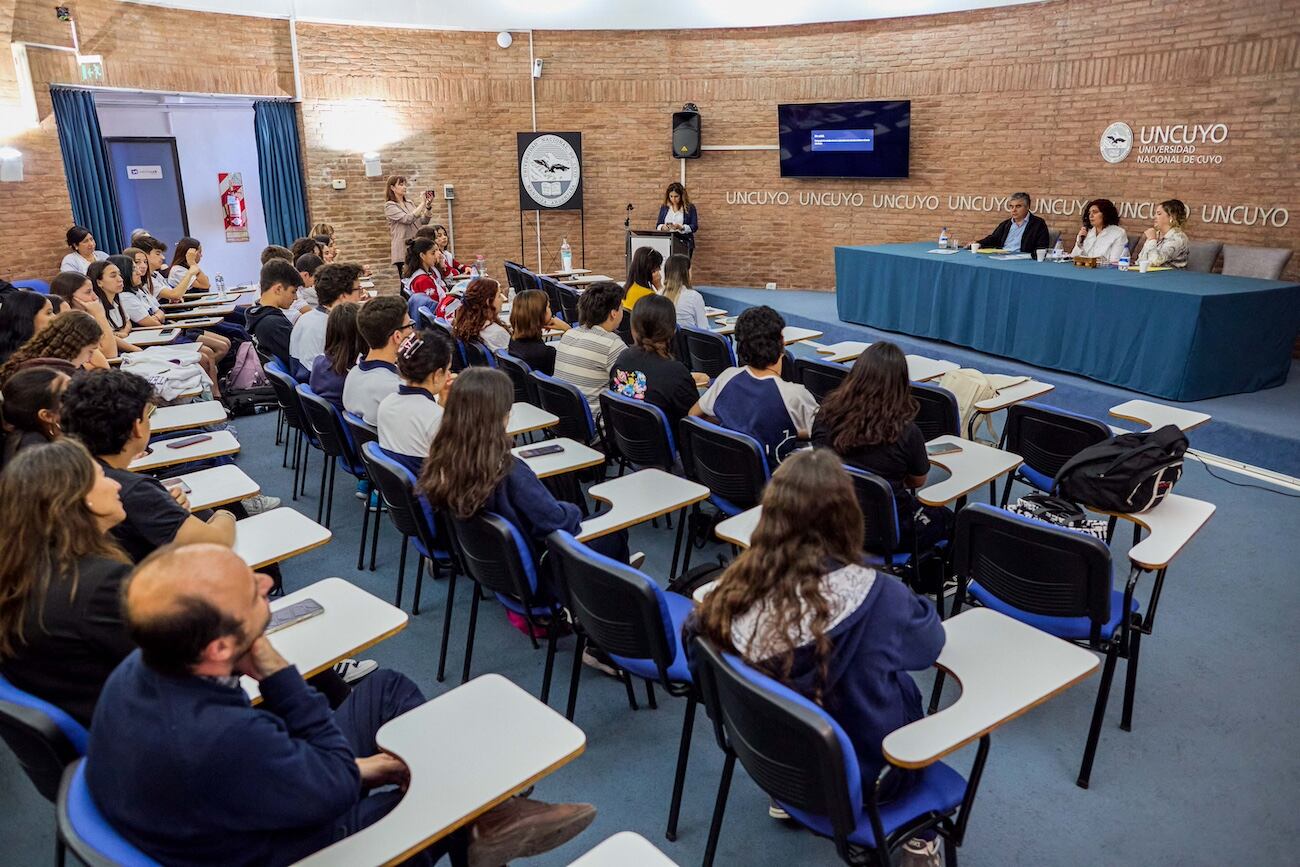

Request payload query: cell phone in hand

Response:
[519,443,564,458]
[165,434,213,449]
[160,477,192,493]
[927,442,962,457]
[266,598,325,634]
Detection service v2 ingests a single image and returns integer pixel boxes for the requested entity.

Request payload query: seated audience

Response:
[420,367,629,563]
[291,236,323,262]
[59,226,109,274]
[622,246,663,311]
[553,281,627,417]
[0,438,132,727]
[246,260,306,377]
[402,237,446,322]
[0,290,54,364]
[315,234,337,263]
[0,310,109,385]
[135,236,186,302]
[451,277,511,354]
[976,191,1050,254]
[309,302,364,412]
[291,262,366,374]
[690,305,817,463]
[61,369,238,562]
[688,448,944,863]
[1070,198,1127,261]
[295,252,324,309]
[611,294,706,427]
[377,328,454,476]
[87,543,596,866]
[261,244,294,265]
[87,259,139,354]
[1138,199,1191,269]
[50,270,119,360]
[812,342,954,552]
[343,296,411,425]
[119,246,231,369]
[166,237,211,293]
[428,224,468,276]
[0,366,69,471]
[661,253,709,329]
[507,288,567,375]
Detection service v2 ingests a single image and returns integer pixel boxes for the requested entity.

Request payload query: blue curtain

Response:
[50,86,125,255]
[253,100,309,248]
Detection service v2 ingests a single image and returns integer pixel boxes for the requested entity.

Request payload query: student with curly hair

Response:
[450,277,511,353]
[0,310,109,386]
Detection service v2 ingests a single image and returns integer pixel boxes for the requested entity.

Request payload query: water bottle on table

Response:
[474,254,486,277]
[1053,238,1065,260]
[1118,245,1130,271]
[560,239,572,272]
[938,227,949,249]
[215,275,226,301]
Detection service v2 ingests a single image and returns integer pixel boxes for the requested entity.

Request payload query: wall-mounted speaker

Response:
[672,109,701,159]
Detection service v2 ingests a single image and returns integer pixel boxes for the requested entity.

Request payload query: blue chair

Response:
[536,275,569,323]
[343,412,383,572]
[447,511,565,703]
[690,637,978,867]
[295,384,365,528]
[937,504,1142,789]
[556,282,581,326]
[799,358,850,403]
[494,350,535,405]
[546,530,698,842]
[57,759,160,867]
[263,359,315,500]
[679,326,736,379]
[998,403,1111,506]
[12,279,49,294]
[910,383,961,441]
[0,674,86,802]
[529,370,599,447]
[677,417,770,576]
[460,339,498,368]
[503,261,528,296]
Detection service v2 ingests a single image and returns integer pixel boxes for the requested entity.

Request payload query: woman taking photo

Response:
[385,175,435,279]
[611,294,706,427]
[622,246,663,312]
[49,271,119,361]
[309,302,365,412]
[1138,199,1191,269]
[811,341,954,552]
[660,253,709,329]
[1070,198,1126,261]
[166,237,210,294]
[0,438,134,727]
[688,448,944,862]
[0,310,111,386]
[656,182,698,258]
[0,367,69,471]
[507,289,567,375]
[451,277,512,353]
[59,226,110,274]
[0,290,54,365]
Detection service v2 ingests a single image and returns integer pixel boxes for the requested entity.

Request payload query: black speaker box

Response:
[672,111,701,159]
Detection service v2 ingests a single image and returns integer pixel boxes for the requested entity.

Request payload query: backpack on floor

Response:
[220,342,277,417]
[1053,424,1187,513]
[1006,493,1109,540]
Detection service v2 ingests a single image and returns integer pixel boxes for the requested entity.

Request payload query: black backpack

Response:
[1053,424,1187,513]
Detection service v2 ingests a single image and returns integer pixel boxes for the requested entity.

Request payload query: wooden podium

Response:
[626,228,689,274]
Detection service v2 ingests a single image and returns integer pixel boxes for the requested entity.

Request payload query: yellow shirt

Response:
[623,282,654,311]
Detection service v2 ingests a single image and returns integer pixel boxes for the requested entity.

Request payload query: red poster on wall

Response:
[219,172,249,242]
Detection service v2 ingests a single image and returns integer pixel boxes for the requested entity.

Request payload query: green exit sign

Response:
[77,54,103,82]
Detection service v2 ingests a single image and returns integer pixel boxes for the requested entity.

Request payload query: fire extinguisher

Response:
[225,192,243,227]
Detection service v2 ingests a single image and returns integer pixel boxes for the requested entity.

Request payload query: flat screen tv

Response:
[777,100,911,179]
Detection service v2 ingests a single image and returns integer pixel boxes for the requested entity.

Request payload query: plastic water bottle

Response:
[1118,245,1130,271]
[938,227,949,249]
[1053,238,1065,260]
[560,239,573,272]
[474,254,486,277]
[214,274,226,301]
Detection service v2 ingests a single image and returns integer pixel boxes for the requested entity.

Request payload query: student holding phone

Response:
[384,175,435,280]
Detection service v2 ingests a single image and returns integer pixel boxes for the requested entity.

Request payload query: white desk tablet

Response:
[296,674,586,867]
[167,303,237,319]
[1109,399,1211,433]
[713,322,823,345]
[174,316,225,328]
[917,436,1023,507]
[704,306,728,318]
[161,295,224,308]
[817,340,872,363]
[130,429,241,471]
[1094,494,1216,571]
[149,400,228,434]
[543,268,592,277]
[507,402,560,437]
[513,437,606,479]
[973,379,1054,413]
[133,343,203,362]
[882,608,1099,769]
[906,355,960,383]
[174,465,260,511]
[125,328,183,346]
[233,507,332,570]
[578,469,709,541]
[560,274,614,285]
[243,578,407,703]
[715,505,762,549]
[568,832,678,866]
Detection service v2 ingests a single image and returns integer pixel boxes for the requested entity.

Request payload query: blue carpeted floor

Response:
[2,391,1298,865]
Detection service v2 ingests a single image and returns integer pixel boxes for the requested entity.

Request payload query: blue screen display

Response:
[810,129,874,152]
[778,101,910,178]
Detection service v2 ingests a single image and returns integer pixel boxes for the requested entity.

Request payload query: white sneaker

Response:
[901,836,943,867]
[242,493,281,515]
[581,648,620,678]
[768,801,790,820]
[333,658,377,683]
[629,551,646,570]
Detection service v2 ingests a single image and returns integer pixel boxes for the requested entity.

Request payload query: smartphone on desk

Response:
[519,443,564,458]
[927,442,962,457]
[165,434,213,450]
[266,598,325,634]
[159,477,192,493]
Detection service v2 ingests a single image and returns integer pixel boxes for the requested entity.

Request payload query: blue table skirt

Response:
[834,243,1300,400]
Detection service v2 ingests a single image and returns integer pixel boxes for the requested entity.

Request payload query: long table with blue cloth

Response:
[833,242,1300,400]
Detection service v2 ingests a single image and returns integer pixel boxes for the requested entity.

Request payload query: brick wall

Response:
[2,0,1298,295]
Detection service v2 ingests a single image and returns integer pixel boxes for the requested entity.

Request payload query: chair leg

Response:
[701,752,736,864]
[323,461,337,529]
[290,429,302,500]
[357,496,370,570]
[437,569,458,682]
[1077,643,1119,789]
[665,693,697,841]
[1120,626,1142,732]
[565,634,587,722]
[668,506,688,584]
[621,670,639,711]
[928,670,947,716]
[645,680,657,709]
[540,627,559,705]
[461,586,481,684]
[369,501,382,571]
[413,556,426,616]
[945,835,960,867]
[395,536,408,609]
[315,454,328,524]
[679,505,699,577]
[999,474,1013,508]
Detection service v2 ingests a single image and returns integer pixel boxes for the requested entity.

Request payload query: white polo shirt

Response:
[120,289,163,323]
[290,307,328,371]
[377,385,444,464]
[342,359,400,425]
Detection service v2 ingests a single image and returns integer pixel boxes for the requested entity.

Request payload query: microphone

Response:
[626,203,634,211]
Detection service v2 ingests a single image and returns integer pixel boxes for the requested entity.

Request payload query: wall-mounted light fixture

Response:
[496,31,513,49]
[363,151,382,178]
[0,147,24,182]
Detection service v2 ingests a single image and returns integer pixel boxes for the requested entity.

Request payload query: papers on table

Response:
[927,248,961,255]
[991,253,1033,261]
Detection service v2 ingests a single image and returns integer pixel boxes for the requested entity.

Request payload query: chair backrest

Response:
[529,370,597,443]
[1126,232,1145,260]
[0,674,86,802]
[11,279,50,294]
[843,466,901,560]
[798,358,850,403]
[296,383,355,465]
[519,266,543,294]
[557,283,581,325]
[449,511,542,603]
[1001,402,1111,483]
[910,382,961,441]
[58,759,161,867]
[1185,240,1223,273]
[598,390,676,471]
[495,349,535,404]
[536,275,567,321]
[264,359,306,428]
[460,339,498,369]
[678,416,769,515]
[546,531,682,684]
[690,637,861,849]
[360,442,424,538]
[680,326,737,379]
[342,411,379,467]
[1220,244,1292,280]
[1047,229,1061,250]
[415,305,439,330]
[503,261,527,296]
[955,503,1113,633]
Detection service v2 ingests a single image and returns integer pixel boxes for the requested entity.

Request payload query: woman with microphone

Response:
[656,182,698,258]
[384,175,435,280]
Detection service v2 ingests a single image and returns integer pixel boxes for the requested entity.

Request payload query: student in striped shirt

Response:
[552,281,626,418]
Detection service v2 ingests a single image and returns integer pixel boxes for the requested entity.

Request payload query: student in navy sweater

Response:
[87,543,596,866]
[308,302,364,412]
[246,259,306,379]
[688,449,945,864]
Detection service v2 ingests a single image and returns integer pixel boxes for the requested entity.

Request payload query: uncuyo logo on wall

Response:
[1100,122,1133,163]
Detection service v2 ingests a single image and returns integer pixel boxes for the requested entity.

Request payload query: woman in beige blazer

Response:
[384,175,435,278]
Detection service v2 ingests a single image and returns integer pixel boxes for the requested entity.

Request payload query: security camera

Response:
[55,6,71,20]
[682,102,699,113]
[532,58,543,79]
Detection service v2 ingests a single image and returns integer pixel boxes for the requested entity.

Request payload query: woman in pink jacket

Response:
[384,175,435,279]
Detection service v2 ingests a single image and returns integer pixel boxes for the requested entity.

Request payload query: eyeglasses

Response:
[144,404,157,420]
[398,321,416,333]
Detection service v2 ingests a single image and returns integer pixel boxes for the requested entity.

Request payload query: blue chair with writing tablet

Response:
[0,673,87,803]
[495,349,535,405]
[680,326,737,380]
[798,358,850,403]
[997,402,1111,507]
[910,383,961,441]
[57,759,160,867]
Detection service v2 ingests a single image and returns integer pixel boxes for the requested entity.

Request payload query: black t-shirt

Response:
[610,346,700,426]
[98,461,190,562]
[508,337,556,377]
[811,418,929,491]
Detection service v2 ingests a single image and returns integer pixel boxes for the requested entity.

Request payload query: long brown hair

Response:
[0,439,128,657]
[663,181,691,210]
[509,289,549,341]
[692,448,863,703]
[451,278,509,344]
[0,311,102,386]
[661,253,691,306]
[418,368,514,519]
[817,342,917,451]
[630,294,676,359]
[385,175,408,203]
[323,302,366,376]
